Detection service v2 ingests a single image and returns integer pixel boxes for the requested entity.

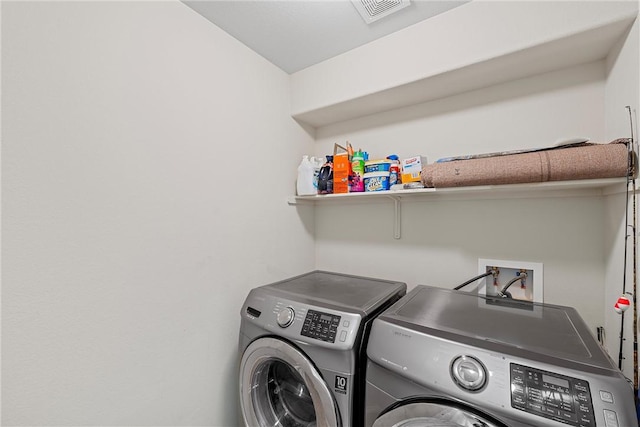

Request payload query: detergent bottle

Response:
[311,157,324,192]
[351,150,365,192]
[296,155,316,196]
[317,156,333,194]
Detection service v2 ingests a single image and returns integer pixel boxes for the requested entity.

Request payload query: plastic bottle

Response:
[351,150,365,192]
[296,155,316,196]
[317,155,333,194]
[311,157,323,192]
[387,154,402,186]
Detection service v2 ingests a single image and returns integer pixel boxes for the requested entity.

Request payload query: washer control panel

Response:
[245,296,362,350]
[510,363,595,426]
[301,309,341,343]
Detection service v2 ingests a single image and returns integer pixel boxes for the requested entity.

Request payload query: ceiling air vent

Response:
[351,0,411,24]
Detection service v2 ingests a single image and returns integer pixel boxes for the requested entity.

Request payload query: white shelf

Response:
[291,8,636,128]
[288,178,628,205]
[288,178,630,239]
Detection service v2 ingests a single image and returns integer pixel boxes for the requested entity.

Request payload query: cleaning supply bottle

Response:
[296,155,316,196]
[317,155,333,194]
[351,150,365,192]
[311,157,323,192]
[387,154,401,186]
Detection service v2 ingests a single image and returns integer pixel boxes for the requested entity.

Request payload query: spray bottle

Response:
[387,154,401,186]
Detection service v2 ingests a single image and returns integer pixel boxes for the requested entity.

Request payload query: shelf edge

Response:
[288,178,628,204]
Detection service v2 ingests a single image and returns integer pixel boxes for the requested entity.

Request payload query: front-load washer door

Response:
[239,337,340,427]
[373,400,507,427]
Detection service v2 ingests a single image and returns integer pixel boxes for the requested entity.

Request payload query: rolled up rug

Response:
[422,139,631,188]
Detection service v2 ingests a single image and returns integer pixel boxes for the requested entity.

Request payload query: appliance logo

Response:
[335,375,348,394]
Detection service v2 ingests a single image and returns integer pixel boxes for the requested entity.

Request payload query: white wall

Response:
[314,61,609,333]
[1,1,314,426]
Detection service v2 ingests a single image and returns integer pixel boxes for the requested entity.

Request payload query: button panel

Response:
[510,363,595,427]
[599,390,614,404]
[603,409,619,427]
[301,309,341,343]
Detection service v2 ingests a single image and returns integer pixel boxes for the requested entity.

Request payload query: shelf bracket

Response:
[386,195,401,239]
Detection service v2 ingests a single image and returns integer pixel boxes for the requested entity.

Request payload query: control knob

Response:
[277,307,295,328]
[451,355,487,391]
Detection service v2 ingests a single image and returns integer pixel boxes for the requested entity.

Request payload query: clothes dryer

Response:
[365,285,637,427]
[239,271,406,427]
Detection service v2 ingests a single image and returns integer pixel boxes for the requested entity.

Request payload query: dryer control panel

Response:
[510,363,595,426]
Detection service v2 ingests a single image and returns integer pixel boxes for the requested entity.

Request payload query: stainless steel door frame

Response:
[372,401,506,427]
[239,337,339,427]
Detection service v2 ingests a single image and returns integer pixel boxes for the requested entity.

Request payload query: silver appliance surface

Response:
[263,270,406,314]
[239,271,407,427]
[385,285,610,368]
[365,285,637,427]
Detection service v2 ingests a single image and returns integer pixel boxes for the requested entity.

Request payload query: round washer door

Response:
[239,337,340,427]
[373,401,507,427]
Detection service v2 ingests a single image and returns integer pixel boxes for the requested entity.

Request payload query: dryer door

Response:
[373,400,507,427]
[239,337,340,427]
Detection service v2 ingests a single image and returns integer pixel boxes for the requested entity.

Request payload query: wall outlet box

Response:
[478,258,543,303]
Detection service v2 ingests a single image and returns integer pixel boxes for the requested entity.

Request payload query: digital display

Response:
[543,374,569,389]
[320,314,332,322]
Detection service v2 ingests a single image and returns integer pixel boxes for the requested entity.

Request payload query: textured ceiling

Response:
[183,0,469,74]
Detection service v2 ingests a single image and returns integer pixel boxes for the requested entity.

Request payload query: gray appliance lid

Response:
[263,270,406,314]
[380,285,613,369]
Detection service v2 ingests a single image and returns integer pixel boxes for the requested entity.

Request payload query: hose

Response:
[498,273,527,298]
[454,269,496,291]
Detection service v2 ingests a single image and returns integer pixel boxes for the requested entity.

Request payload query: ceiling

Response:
[182,0,469,74]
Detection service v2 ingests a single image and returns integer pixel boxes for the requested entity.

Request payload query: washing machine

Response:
[238,270,406,427]
[365,285,637,427]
